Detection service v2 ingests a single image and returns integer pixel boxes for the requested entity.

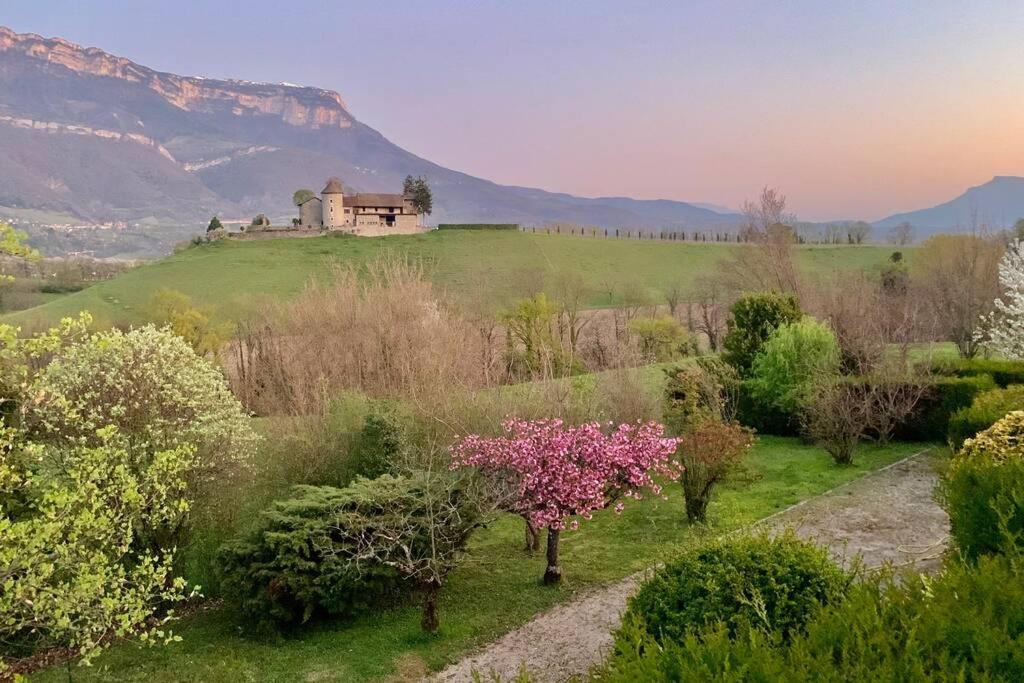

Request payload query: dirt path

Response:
[430,450,947,683]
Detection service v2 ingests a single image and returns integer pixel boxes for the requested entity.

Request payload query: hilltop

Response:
[875,176,1024,231]
[6,230,909,329]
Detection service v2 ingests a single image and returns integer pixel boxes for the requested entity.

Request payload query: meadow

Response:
[5,230,909,328]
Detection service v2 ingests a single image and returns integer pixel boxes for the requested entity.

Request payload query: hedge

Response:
[435,223,519,231]
[932,357,1024,388]
[947,385,1024,450]
[597,555,1024,682]
[895,374,998,441]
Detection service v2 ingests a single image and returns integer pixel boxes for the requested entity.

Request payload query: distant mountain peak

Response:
[0,25,353,129]
[876,175,1024,231]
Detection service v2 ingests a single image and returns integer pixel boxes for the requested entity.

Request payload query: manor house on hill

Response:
[297,178,421,236]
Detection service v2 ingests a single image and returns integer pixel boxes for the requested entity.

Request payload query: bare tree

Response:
[664,280,685,318]
[688,275,729,352]
[890,221,913,245]
[801,378,871,466]
[912,231,1004,357]
[722,186,801,294]
[550,270,593,355]
[847,221,872,245]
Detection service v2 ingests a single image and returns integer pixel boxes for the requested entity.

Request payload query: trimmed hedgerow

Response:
[933,357,1024,388]
[895,374,997,441]
[436,223,519,231]
[940,411,1024,560]
[622,532,850,645]
[598,554,1024,682]
[947,385,1024,450]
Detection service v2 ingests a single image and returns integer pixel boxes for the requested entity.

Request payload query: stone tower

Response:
[321,178,346,230]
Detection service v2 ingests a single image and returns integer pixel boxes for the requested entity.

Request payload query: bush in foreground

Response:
[947,384,1024,450]
[599,554,1024,682]
[620,532,850,646]
[940,410,1024,560]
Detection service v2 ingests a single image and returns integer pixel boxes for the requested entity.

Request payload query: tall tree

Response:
[292,189,315,206]
[403,175,433,222]
[206,216,223,233]
[913,233,1003,357]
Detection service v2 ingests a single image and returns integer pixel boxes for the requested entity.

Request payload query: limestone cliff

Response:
[0,26,353,129]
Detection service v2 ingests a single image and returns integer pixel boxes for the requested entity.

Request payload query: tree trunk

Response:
[420,579,440,633]
[684,493,709,523]
[543,528,562,585]
[523,517,540,553]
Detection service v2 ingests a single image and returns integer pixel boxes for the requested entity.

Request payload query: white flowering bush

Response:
[23,325,258,523]
[979,239,1024,359]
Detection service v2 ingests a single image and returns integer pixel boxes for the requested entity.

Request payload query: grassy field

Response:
[35,436,928,683]
[6,231,909,328]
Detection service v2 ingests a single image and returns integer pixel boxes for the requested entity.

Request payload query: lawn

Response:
[36,436,929,682]
[7,231,908,329]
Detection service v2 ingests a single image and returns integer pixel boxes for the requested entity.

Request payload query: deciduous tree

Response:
[451,419,679,584]
[978,239,1024,360]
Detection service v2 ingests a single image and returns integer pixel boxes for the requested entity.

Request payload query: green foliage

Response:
[436,223,519,231]
[628,315,694,362]
[0,222,40,262]
[1,412,195,670]
[600,554,1024,682]
[501,293,580,378]
[747,317,840,414]
[206,216,224,233]
[897,373,997,440]
[735,381,801,436]
[402,175,433,217]
[662,362,729,434]
[948,385,1024,449]
[147,287,235,357]
[347,399,412,481]
[217,483,405,631]
[934,356,1024,387]
[24,325,259,545]
[621,532,850,646]
[219,470,491,633]
[941,411,1024,559]
[722,292,802,377]
[292,189,315,206]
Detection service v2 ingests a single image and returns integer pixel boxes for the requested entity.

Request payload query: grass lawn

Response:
[7,231,908,329]
[37,436,929,682]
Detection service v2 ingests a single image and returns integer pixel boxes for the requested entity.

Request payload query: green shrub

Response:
[736,381,800,436]
[948,385,1024,449]
[347,399,413,481]
[436,223,519,231]
[746,317,840,414]
[217,484,406,630]
[896,374,997,441]
[628,316,695,362]
[722,293,802,377]
[933,357,1024,387]
[599,555,1024,682]
[662,362,726,434]
[941,411,1024,560]
[622,532,850,645]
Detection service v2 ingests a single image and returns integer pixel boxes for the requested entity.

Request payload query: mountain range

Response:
[875,175,1024,232]
[1,26,1021,258]
[0,26,739,256]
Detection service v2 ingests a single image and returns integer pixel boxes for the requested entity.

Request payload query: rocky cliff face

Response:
[0,26,353,129]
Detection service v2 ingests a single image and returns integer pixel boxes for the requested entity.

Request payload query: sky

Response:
[5,0,1024,221]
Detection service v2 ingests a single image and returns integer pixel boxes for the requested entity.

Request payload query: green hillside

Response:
[6,231,909,328]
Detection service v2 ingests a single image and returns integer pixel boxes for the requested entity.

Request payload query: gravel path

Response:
[430,450,947,683]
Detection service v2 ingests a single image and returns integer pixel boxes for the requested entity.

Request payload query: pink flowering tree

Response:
[451,419,680,584]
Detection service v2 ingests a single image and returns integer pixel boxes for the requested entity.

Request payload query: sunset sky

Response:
[6,0,1024,221]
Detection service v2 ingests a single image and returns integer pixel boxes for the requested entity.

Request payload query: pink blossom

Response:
[450,419,680,532]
